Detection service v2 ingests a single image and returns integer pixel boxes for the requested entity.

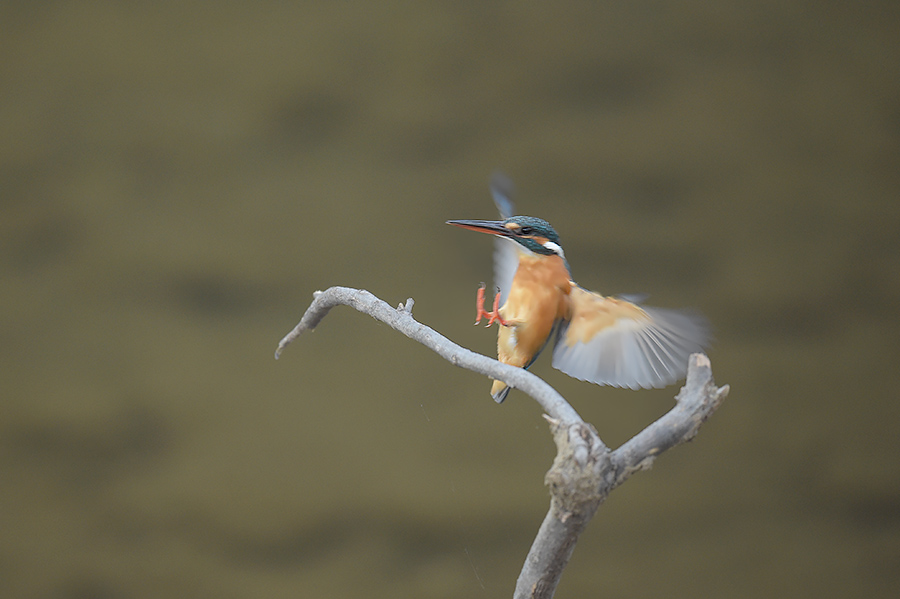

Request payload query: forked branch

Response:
[276,286,729,599]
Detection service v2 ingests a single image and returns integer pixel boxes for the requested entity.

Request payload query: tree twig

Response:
[276,286,583,423]
[276,286,729,598]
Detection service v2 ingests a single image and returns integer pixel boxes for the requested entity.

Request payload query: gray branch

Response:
[276,286,729,598]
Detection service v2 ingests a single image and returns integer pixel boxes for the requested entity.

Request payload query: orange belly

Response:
[496,253,571,369]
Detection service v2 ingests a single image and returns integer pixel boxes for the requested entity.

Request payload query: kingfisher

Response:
[447,174,710,403]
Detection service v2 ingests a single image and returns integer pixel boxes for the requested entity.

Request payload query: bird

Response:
[447,173,710,403]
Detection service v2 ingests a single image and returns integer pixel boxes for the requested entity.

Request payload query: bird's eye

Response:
[519,226,534,235]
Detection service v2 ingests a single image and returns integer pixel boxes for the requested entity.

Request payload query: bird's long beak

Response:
[446,219,513,237]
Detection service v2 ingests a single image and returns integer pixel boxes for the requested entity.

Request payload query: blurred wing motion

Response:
[552,286,710,390]
[490,171,517,219]
[490,172,521,305]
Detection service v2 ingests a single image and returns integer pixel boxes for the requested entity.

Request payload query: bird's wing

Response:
[552,285,710,390]
[490,171,516,218]
[493,237,521,306]
[490,172,520,304]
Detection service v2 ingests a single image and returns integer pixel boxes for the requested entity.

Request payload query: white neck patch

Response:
[542,240,565,259]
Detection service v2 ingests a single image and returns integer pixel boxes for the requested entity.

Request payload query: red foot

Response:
[474,283,508,326]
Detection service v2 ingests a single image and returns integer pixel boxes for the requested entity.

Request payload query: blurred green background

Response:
[2,2,898,598]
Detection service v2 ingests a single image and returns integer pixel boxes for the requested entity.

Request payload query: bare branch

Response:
[608,354,730,490]
[275,286,729,599]
[276,286,583,423]
[514,355,728,598]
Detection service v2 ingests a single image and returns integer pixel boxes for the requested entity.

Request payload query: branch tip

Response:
[676,352,717,404]
[692,353,711,368]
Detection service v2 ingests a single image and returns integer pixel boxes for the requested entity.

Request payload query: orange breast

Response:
[497,253,572,368]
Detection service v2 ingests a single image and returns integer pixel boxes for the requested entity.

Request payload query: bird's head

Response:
[446,216,565,258]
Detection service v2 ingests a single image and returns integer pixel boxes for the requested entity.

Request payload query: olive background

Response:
[2,3,898,598]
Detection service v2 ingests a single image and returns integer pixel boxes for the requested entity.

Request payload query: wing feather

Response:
[493,237,521,305]
[489,171,516,219]
[490,172,519,304]
[552,286,710,389]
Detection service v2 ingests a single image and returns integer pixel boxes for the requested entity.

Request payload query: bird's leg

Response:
[474,283,509,327]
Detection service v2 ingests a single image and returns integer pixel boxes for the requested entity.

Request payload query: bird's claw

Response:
[474,283,508,326]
